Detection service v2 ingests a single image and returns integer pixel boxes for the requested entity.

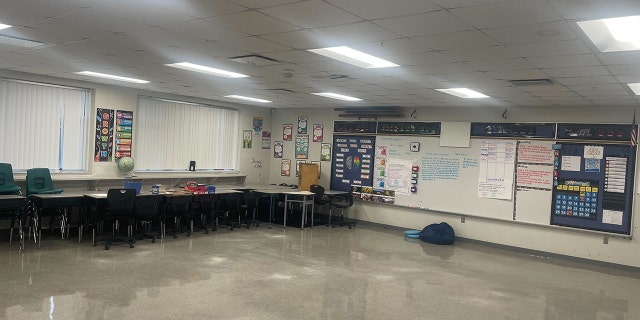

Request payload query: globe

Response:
[117,157,135,175]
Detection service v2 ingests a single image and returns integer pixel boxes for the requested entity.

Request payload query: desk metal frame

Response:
[0,195,27,250]
[283,191,314,230]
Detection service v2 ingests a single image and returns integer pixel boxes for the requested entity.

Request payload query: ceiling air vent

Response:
[228,54,279,66]
[507,79,554,86]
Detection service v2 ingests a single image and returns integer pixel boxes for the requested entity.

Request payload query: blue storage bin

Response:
[124,181,142,195]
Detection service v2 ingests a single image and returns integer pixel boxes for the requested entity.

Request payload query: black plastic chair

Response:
[163,195,193,238]
[330,188,355,229]
[240,191,260,228]
[0,163,21,195]
[310,184,330,226]
[134,194,163,243]
[217,193,241,230]
[198,194,217,231]
[94,189,137,250]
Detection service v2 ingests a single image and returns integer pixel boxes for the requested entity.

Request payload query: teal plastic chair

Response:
[25,168,63,196]
[0,163,21,195]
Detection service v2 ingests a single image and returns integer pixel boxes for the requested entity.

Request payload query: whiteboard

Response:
[375,135,554,224]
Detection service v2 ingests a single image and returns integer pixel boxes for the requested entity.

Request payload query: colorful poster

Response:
[253,116,263,133]
[283,124,293,141]
[281,159,291,176]
[274,141,283,158]
[115,110,133,160]
[94,108,114,162]
[295,135,309,159]
[320,143,331,161]
[262,131,271,149]
[313,124,323,142]
[384,158,413,195]
[297,116,308,134]
[243,130,252,148]
[296,160,305,177]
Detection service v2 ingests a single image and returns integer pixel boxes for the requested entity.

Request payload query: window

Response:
[0,78,90,171]
[135,96,239,171]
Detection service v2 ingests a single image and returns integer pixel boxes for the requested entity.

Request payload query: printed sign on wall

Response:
[115,110,133,160]
[94,108,114,162]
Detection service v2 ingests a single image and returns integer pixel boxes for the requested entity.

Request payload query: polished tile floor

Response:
[0,224,638,320]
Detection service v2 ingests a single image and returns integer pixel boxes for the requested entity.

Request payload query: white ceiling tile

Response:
[229,0,309,9]
[597,52,640,66]
[142,0,248,18]
[550,0,640,20]
[93,1,195,26]
[451,0,562,29]
[350,38,430,58]
[608,64,640,76]
[55,9,148,33]
[259,0,363,29]
[311,21,401,44]
[217,36,291,53]
[486,69,551,80]
[389,51,459,66]
[526,54,600,69]
[326,0,441,20]
[482,21,578,45]
[207,11,299,36]
[443,46,520,61]
[567,84,625,92]
[464,58,536,71]
[374,10,473,37]
[158,19,249,41]
[413,30,499,50]
[543,66,611,78]
[261,30,339,50]
[508,40,592,57]
[555,76,618,86]
[431,0,505,9]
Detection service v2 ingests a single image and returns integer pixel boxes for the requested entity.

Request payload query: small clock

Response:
[410,142,420,152]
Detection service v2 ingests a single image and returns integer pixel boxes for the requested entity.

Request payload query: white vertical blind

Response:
[135,97,239,171]
[0,79,90,171]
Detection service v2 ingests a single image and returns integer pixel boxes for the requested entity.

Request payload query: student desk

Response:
[0,195,27,249]
[28,192,86,246]
[248,187,296,224]
[282,191,315,230]
[324,190,348,225]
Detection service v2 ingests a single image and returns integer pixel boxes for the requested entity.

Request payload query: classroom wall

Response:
[0,69,271,185]
[268,105,640,268]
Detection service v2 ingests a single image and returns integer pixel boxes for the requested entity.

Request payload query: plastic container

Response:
[124,181,142,195]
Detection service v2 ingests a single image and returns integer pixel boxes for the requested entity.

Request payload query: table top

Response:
[282,191,315,196]
[29,192,87,199]
[0,195,26,200]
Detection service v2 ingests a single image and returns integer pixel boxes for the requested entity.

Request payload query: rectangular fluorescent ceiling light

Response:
[0,35,44,48]
[628,83,640,95]
[0,23,11,30]
[311,92,362,101]
[578,15,640,52]
[166,62,248,78]
[436,88,489,99]
[75,71,149,84]
[308,46,399,68]
[224,95,271,103]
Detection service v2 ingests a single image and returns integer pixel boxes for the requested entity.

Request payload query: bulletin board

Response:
[329,121,637,236]
[551,143,635,234]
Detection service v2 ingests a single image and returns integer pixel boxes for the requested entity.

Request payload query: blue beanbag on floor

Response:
[419,222,455,245]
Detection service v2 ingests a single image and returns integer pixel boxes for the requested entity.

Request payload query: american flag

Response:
[632,110,637,147]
